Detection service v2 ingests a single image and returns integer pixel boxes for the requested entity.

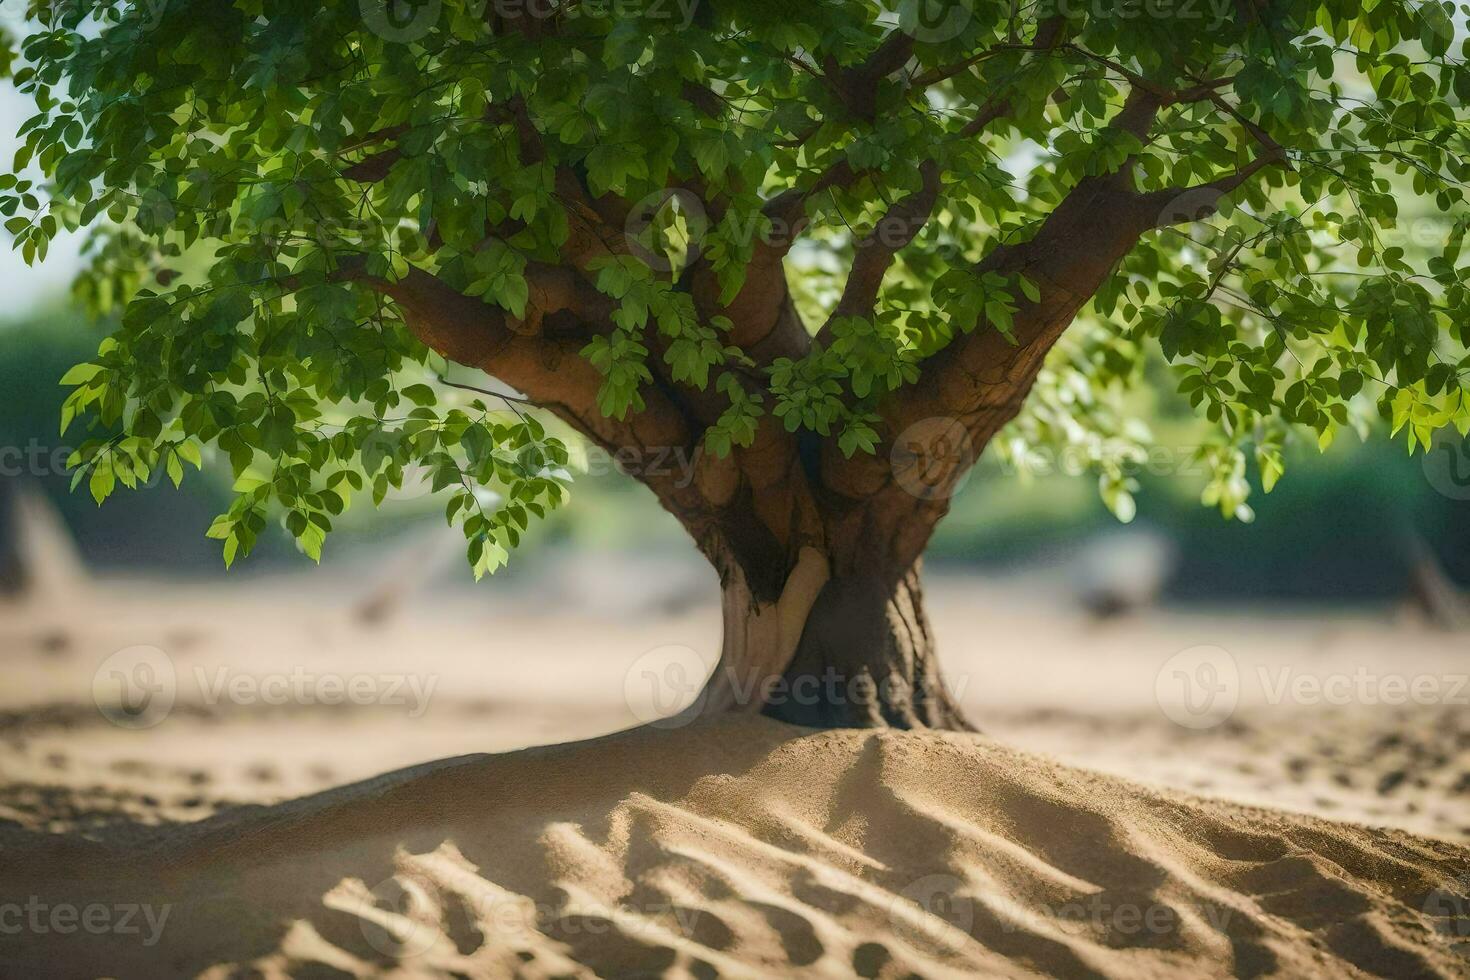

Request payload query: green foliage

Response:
[5,0,1470,570]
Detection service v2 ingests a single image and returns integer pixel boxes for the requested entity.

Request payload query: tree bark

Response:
[767,561,972,729]
[693,551,972,730]
[695,546,830,715]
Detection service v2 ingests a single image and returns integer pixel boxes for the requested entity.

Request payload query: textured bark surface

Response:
[698,546,830,715]
[693,555,969,729]
[765,564,972,730]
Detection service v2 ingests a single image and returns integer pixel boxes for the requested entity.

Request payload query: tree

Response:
[6,0,1469,728]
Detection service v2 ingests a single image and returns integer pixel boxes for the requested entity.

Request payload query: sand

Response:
[2,717,1467,978]
[2,567,1469,976]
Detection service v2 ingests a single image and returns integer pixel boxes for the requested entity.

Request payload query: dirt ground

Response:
[2,563,1465,846]
[2,563,1469,977]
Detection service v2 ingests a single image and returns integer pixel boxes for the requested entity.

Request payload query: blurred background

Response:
[1,76,1467,856]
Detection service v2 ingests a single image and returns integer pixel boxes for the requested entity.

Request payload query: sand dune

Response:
[4,717,1467,978]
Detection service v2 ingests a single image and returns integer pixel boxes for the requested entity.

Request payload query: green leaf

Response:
[402,383,437,406]
[58,362,101,386]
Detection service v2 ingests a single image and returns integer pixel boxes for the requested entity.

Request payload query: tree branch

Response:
[331,259,723,523]
[910,15,1068,88]
[822,30,915,121]
[341,150,400,183]
[1138,95,1290,228]
[817,159,942,345]
[816,159,1171,569]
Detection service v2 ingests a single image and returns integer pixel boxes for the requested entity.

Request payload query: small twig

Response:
[437,374,535,406]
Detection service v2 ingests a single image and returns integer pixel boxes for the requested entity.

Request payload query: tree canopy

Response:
[6,0,1470,576]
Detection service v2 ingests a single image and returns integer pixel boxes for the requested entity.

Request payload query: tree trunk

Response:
[696,551,973,731]
[770,562,972,729]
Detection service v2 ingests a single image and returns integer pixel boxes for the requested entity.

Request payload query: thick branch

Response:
[823,31,915,121]
[341,149,400,182]
[816,155,1170,572]
[338,259,823,596]
[332,260,705,511]
[679,165,861,367]
[818,159,941,344]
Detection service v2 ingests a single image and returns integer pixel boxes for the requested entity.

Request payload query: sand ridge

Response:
[3,717,1468,978]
